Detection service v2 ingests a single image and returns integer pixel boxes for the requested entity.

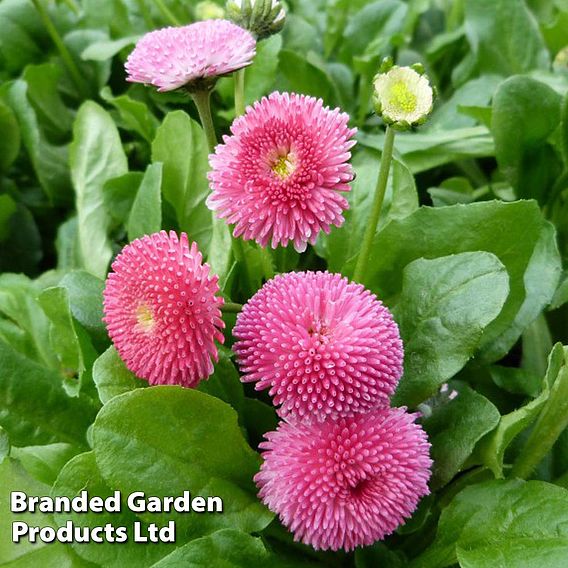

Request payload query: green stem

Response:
[352,125,396,283]
[190,90,218,153]
[31,0,89,98]
[511,361,568,479]
[152,0,181,25]
[221,302,243,313]
[62,0,80,15]
[234,69,246,116]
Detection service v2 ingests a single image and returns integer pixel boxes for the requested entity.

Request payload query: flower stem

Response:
[510,361,568,479]
[352,125,396,283]
[234,69,246,116]
[190,90,218,153]
[152,0,181,26]
[221,302,243,313]
[31,0,89,98]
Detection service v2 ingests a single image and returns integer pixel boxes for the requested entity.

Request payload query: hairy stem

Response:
[190,90,218,153]
[234,68,246,116]
[352,126,396,283]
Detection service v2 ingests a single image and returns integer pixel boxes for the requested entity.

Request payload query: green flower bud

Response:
[226,0,286,40]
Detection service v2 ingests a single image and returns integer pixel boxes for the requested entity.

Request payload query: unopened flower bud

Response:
[226,0,285,40]
[373,58,434,130]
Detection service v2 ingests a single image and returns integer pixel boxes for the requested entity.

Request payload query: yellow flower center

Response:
[135,303,155,333]
[389,81,417,113]
[272,154,295,180]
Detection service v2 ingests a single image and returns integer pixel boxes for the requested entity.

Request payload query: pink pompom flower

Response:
[255,407,432,551]
[233,271,403,421]
[125,20,256,92]
[103,231,225,388]
[207,92,356,252]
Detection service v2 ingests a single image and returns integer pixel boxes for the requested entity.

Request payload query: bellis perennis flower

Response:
[103,231,225,388]
[373,60,434,129]
[125,20,256,92]
[207,92,356,252]
[255,407,432,551]
[233,271,403,421]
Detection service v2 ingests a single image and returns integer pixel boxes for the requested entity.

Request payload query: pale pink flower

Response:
[255,408,432,551]
[125,20,256,92]
[103,231,225,387]
[207,92,356,252]
[233,271,403,421]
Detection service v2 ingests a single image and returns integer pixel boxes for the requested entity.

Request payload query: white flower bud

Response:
[373,61,434,130]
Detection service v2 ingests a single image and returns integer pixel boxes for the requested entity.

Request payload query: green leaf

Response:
[0,457,57,564]
[422,382,500,488]
[358,126,495,173]
[393,252,509,406]
[151,529,271,567]
[0,0,44,74]
[5,80,71,204]
[101,86,159,143]
[81,35,139,61]
[278,50,337,105]
[427,75,502,131]
[0,274,57,368]
[55,217,82,271]
[70,101,128,279]
[11,443,80,486]
[479,343,566,478]
[0,426,9,462]
[22,62,74,142]
[93,346,146,404]
[103,171,145,229]
[127,162,163,241]
[52,451,176,567]
[58,271,107,347]
[151,111,212,251]
[0,99,20,173]
[492,76,562,201]
[197,346,244,414]
[347,200,559,365]
[551,273,568,310]
[38,286,98,397]
[463,0,550,78]
[340,0,407,62]
[0,340,97,448]
[93,387,273,539]
[412,480,568,568]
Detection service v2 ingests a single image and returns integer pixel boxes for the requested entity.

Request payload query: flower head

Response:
[103,231,225,388]
[207,92,356,252]
[125,20,256,92]
[233,271,403,421]
[255,408,432,551]
[227,0,286,40]
[373,61,434,129]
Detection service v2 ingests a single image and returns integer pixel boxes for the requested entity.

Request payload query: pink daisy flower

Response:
[125,20,256,92]
[103,231,225,387]
[255,407,432,551]
[207,92,357,252]
[233,271,403,421]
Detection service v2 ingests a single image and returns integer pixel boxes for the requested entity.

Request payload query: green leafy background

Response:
[1,0,568,566]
